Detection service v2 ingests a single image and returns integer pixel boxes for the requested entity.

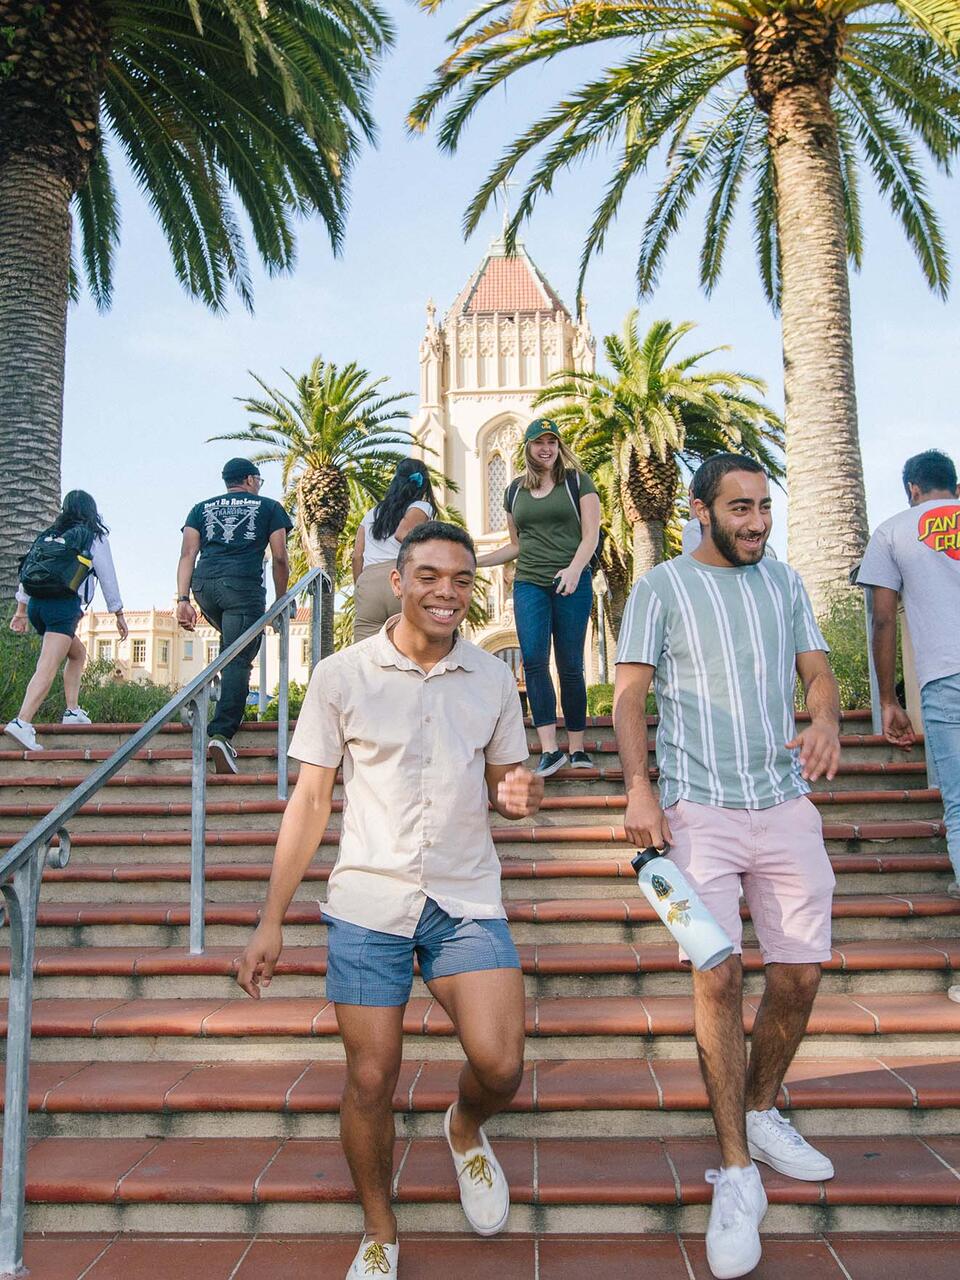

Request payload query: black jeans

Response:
[192,576,266,740]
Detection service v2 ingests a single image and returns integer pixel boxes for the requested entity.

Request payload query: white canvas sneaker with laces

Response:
[705,1163,768,1279]
[746,1106,835,1181]
[345,1238,398,1278]
[444,1103,510,1235]
[62,707,92,725]
[3,718,40,752]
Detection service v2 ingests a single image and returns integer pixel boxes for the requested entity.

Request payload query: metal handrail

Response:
[0,565,331,1277]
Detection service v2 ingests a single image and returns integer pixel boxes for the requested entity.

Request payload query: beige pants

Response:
[352,560,400,643]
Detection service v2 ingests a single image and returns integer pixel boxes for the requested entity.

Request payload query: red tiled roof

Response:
[456,248,569,317]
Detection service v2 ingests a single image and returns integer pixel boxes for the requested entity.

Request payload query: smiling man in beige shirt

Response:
[237,521,543,1280]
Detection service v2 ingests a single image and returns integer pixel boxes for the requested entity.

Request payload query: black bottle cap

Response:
[631,845,670,874]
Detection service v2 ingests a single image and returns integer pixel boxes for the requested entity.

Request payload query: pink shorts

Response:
[664,795,835,964]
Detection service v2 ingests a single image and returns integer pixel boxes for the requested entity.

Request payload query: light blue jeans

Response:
[921,671,960,879]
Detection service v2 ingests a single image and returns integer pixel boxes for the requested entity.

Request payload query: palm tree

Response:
[410,1,960,613]
[0,0,392,597]
[212,357,416,656]
[537,312,784,579]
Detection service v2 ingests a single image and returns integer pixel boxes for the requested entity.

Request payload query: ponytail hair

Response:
[371,458,436,541]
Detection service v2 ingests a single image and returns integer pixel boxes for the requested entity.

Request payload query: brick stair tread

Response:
[0,819,948,849]
[2,758,929,788]
[8,1056,960,1114]
[0,788,943,820]
[18,1134,960,1205]
[8,938,960,978]
[7,992,960,1038]
[16,1232,960,1280]
[27,892,960,928]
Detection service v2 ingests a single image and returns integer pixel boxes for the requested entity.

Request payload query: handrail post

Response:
[187,685,210,955]
[258,642,268,722]
[277,603,291,802]
[0,832,69,1277]
[310,578,322,673]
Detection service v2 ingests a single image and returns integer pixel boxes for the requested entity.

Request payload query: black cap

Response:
[631,846,670,874]
[222,457,260,484]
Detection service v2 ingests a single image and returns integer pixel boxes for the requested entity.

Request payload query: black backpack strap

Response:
[505,477,523,515]
[564,470,582,524]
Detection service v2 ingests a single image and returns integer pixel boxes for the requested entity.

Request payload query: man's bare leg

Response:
[745,963,822,1111]
[335,1003,405,1245]
[692,955,751,1166]
[427,967,526,1151]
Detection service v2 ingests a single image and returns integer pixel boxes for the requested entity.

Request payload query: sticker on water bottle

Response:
[651,874,672,900]
[667,899,692,928]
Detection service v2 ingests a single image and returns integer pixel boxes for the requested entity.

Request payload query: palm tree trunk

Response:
[632,519,664,580]
[770,81,868,615]
[0,155,72,597]
[318,541,338,657]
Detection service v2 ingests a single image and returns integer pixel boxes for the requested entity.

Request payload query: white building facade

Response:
[413,234,597,670]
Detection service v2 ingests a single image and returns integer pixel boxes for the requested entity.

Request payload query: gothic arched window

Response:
[486,453,508,532]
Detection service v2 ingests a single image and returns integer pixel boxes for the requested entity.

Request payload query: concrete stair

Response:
[2,710,960,1270]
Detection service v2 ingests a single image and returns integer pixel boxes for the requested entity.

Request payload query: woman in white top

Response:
[4,490,127,752]
[351,459,436,642]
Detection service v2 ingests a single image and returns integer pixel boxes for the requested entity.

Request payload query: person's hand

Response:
[177,600,197,631]
[235,921,283,999]
[9,612,27,634]
[115,611,129,642]
[786,719,841,782]
[881,701,915,750]
[553,565,581,596]
[624,789,673,850]
[498,766,544,817]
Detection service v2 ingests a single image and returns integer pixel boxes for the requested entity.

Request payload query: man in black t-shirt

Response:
[176,458,293,772]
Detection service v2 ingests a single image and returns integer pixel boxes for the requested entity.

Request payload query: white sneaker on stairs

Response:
[746,1106,835,1181]
[345,1238,398,1277]
[705,1163,767,1279]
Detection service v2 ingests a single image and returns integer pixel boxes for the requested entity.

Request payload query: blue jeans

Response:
[513,572,592,732]
[922,672,960,879]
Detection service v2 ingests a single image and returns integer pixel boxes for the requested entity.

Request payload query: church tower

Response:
[414,232,595,658]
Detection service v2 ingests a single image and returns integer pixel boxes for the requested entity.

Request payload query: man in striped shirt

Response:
[614,454,841,1280]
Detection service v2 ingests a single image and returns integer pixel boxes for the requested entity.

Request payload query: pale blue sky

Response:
[64,5,958,609]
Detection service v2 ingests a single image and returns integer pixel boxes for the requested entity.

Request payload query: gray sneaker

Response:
[947,881,960,899]
[208,734,239,775]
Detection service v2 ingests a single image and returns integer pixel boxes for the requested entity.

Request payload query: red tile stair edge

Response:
[27,892,960,928]
[0,819,948,849]
[6,992,960,1039]
[0,788,943,820]
[7,937,960,978]
[7,1056,959,1115]
[20,1134,960,1206]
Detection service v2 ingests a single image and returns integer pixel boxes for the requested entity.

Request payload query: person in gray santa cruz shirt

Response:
[615,453,842,1280]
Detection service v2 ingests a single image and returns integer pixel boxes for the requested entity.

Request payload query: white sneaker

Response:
[947,881,960,900]
[345,1238,398,1277]
[444,1102,510,1236]
[705,1164,767,1279]
[746,1106,835,1181]
[3,718,40,752]
[948,986,960,1004]
[62,707,92,725]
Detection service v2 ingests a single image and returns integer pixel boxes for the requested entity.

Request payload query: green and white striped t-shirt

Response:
[616,555,828,811]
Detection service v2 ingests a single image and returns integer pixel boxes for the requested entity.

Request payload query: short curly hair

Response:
[396,520,477,574]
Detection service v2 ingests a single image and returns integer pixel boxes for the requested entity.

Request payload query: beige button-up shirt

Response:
[288,619,530,937]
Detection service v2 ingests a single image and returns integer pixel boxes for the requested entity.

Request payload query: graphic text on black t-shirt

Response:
[183,493,293,583]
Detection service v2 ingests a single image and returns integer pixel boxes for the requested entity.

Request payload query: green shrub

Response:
[808,589,884,712]
[587,681,657,717]
[78,658,179,723]
[244,681,308,722]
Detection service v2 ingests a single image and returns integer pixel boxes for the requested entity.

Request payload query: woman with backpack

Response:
[351,458,436,642]
[478,419,601,777]
[4,491,127,752]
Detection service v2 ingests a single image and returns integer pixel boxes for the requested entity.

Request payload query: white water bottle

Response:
[632,846,733,971]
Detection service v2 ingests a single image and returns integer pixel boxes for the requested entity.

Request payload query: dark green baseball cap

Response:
[524,418,561,443]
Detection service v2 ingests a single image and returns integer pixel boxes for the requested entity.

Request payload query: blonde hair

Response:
[521,436,583,491]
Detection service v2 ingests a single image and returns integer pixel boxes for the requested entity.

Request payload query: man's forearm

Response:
[261,787,331,927]
[272,558,290,599]
[614,684,653,799]
[176,554,195,598]
[871,617,899,703]
[805,669,841,728]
